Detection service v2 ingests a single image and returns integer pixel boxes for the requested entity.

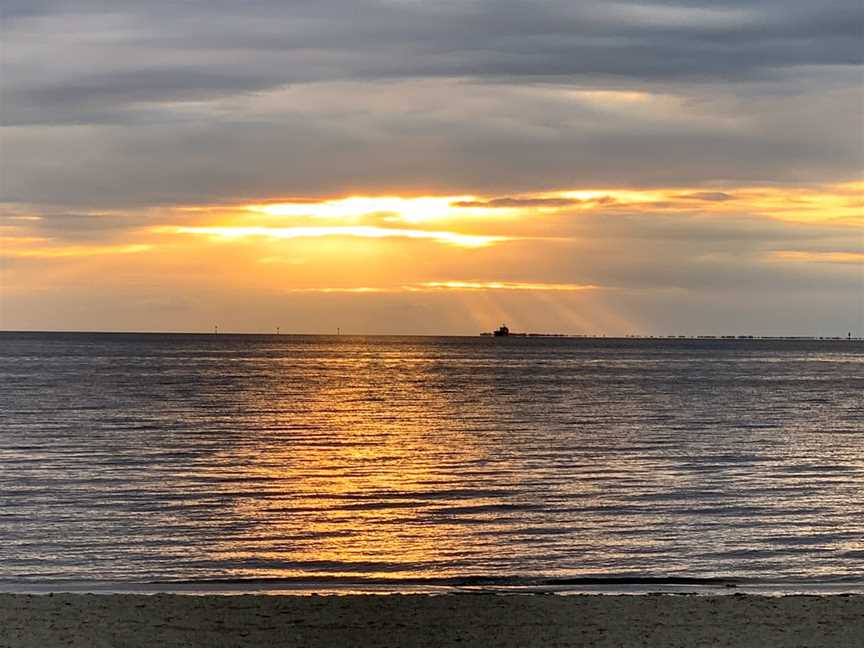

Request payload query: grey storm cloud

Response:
[3,0,862,123]
[1,0,862,209]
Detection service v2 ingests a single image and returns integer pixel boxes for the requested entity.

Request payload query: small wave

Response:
[148,574,744,588]
[427,503,545,516]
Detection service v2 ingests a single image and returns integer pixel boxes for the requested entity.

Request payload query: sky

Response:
[1,0,862,335]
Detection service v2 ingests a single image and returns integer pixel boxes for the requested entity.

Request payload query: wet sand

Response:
[1,592,862,647]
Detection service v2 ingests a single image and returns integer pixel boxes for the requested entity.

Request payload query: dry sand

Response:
[1,593,862,648]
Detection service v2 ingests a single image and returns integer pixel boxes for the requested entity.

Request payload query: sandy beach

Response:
[1,593,862,647]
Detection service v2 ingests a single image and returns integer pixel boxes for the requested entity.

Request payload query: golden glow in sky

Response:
[2,180,861,335]
[416,281,600,292]
[3,0,862,337]
[157,225,506,248]
[246,196,478,223]
[2,241,153,258]
[235,181,864,228]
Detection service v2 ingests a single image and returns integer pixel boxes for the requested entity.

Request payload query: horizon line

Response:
[0,329,861,341]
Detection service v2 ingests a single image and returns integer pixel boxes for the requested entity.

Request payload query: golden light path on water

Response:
[218,347,492,576]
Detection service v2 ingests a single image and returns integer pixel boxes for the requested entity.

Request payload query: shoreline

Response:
[5,584,864,598]
[3,575,864,597]
[2,592,862,647]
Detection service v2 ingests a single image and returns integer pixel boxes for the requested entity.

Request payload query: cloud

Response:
[768,250,864,265]
[280,281,601,293]
[453,197,585,209]
[3,191,860,333]
[156,224,508,248]
[3,79,862,209]
[677,192,736,202]
[1,241,152,258]
[0,210,156,242]
[2,1,861,208]
[414,281,600,291]
[3,1,862,125]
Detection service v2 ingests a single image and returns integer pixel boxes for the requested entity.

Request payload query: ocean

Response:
[1,332,862,594]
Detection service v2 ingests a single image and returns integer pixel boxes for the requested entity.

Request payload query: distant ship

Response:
[481,324,561,337]
[480,324,520,336]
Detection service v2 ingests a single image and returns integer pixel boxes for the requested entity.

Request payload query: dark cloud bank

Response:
[1,0,862,208]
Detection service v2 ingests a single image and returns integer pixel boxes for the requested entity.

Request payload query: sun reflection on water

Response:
[199,343,506,580]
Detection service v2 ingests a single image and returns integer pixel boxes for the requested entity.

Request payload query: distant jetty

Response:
[481,325,861,340]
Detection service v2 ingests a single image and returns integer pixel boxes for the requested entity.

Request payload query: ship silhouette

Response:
[482,324,555,337]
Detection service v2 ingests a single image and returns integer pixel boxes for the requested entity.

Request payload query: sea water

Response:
[1,332,862,592]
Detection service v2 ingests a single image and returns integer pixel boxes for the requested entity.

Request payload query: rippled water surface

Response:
[1,332,862,587]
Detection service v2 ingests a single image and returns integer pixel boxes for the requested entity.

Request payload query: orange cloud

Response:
[233,181,862,228]
[768,251,864,265]
[278,281,602,293]
[1,240,152,258]
[246,195,476,224]
[154,225,507,248]
[414,281,601,291]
